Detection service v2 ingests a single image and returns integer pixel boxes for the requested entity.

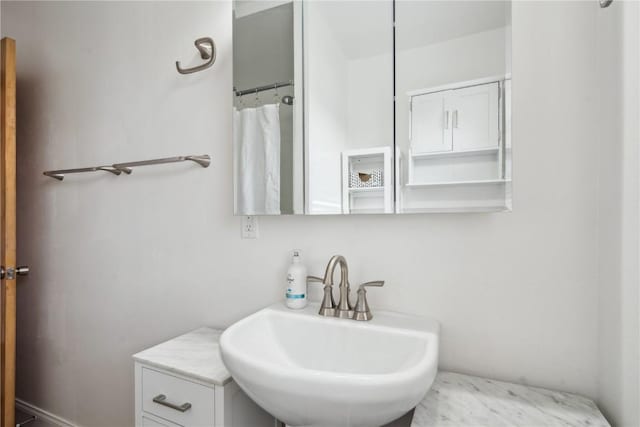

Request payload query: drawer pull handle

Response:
[152,394,192,412]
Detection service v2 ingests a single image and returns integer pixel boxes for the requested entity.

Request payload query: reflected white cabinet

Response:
[410,91,450,154]
[448,83,500,151]
[400,77,510,212]
[410,82,499,155]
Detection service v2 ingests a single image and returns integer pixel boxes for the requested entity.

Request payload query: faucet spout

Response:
[324,255,352,319]
[322,255,348,287]
[312,255,351,317]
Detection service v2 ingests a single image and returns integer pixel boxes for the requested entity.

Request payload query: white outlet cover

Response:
[242,216,259,239]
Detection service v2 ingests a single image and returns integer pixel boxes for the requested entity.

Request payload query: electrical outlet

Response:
[241,215,258,239]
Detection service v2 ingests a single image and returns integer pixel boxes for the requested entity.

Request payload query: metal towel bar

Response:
[113,155,211,170]
[43,165,129,181]
[43,154,210,181]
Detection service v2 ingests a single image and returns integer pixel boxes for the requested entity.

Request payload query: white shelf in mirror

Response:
[349,208,390,214]
[406,179,510,188]
[342,147,393,214]
[349,187,385,193]
[411,147,499,160]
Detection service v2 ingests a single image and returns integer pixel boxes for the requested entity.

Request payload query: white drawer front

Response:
[142,415,181,427]
[142,367,215,427]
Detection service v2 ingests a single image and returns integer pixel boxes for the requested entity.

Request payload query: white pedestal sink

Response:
[220,303,439,427]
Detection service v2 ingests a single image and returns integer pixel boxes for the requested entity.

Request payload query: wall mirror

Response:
[233,0,512,215]
[395,1,512,213]
[233,0,303,215]
[304,1,394,214]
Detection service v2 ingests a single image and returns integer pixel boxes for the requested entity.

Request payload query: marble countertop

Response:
[132,327,231,386]
[412,371,610,427]
[133,328,609,426]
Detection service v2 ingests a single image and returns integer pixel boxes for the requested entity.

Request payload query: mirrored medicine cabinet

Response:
[233,0,512,215]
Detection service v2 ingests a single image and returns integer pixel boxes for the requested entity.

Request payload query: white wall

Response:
[344,25,509,175]
[596,1,640,426]
[395,26,508,150]
[234,1,290,19]
[345,26,393,152]
[0,1,634,426]
[311,2,394,213]
[304,2,348,213]
[396,26,508,185]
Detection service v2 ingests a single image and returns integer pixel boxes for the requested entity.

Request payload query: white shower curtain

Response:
[234,104,281,215]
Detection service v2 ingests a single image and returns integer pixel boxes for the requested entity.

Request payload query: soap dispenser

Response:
[286,250,308,309]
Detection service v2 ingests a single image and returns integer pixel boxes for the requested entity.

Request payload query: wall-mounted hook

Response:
[176,37,216,75]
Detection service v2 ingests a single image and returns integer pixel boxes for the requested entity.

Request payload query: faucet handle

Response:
[309,275,336,316]
[353,281,384,321]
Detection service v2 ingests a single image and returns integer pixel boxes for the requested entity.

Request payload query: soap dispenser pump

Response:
[286,250,308,309]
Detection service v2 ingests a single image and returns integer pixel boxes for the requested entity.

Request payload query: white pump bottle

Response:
[285,250,308,309]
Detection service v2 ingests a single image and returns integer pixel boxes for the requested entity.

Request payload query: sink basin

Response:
[220,303,439,427]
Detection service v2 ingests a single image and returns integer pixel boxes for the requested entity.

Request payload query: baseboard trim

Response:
[16,398,79,427]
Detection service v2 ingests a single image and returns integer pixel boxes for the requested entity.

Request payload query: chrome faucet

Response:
[308,255,350,317]
[308,255,384,321]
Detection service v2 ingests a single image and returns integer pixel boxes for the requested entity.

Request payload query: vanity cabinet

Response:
[409,81,500,155]
[133,328,275,427]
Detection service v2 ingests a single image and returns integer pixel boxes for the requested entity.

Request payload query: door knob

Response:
[0,265,30,280]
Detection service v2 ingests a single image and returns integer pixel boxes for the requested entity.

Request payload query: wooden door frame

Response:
[1,36,17,427]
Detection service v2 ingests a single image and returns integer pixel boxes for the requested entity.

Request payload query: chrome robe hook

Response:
[176,37,216,75]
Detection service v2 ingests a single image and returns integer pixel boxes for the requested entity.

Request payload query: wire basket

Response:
[349,169,383,188]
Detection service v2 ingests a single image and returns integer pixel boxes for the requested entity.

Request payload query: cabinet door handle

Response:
[444,111,450,129]
[453,110,459,129]
[152,394,192,412]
